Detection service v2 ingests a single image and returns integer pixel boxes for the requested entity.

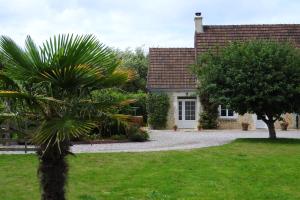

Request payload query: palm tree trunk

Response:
[37,143,69,200]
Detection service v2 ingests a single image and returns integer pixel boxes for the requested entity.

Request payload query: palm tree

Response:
[0,34,134,200]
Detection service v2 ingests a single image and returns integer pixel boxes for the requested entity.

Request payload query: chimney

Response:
[194,12,203,33]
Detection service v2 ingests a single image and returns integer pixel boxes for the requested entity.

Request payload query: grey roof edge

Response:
[147,88,197,92]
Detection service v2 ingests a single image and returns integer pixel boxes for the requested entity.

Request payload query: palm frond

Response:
[36,64,104,90]
[0,90,31,99]
[0,36,36,81]
[33,117,96,147]
[0,112,20,120]
[25,36,44,68]
[41,34,119,72]
[0,71,21,90]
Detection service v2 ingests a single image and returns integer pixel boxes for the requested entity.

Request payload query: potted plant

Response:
[241,122,249,131]
[280,121,289,131]
[197,124,202,131]
[173,125,178,131]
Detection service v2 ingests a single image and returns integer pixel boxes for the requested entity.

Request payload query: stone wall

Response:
[274,113,297,129]
[218,113,255,130]
[218,113,298,130]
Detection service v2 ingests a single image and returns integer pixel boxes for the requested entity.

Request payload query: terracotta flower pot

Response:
[173,125,178,131]
[241,123,249,131]
[280,122,288,131]
[197,125,202,131]
[131,116,143,126]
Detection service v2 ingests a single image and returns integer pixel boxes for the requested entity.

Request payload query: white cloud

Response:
[0,0,299,49]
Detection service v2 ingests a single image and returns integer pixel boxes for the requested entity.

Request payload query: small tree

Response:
[193,40,300,138]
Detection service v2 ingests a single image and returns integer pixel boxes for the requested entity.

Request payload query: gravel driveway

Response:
[1,129,300,154]
[71,129,300,153]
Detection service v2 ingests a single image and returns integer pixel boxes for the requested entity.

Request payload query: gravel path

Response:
[1,129,300,154]
[71,129,300,153]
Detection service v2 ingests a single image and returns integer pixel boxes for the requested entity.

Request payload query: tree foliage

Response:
[193,40,300,138]
[147,93,169,129]
[115,47,148,92]
[198,91,219,129]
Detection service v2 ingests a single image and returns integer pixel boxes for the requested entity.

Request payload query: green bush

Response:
[110,134,127,140]
[90,89,147,137]
[147,93,170,129]
[126,92,147,124]
[127,126,149,142]
[199,92,218,129]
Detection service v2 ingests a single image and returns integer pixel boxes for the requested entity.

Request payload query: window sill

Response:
[219,117,238,121]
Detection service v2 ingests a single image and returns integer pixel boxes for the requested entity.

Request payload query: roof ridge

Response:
[149,47,195,49]
[204,24,300,27]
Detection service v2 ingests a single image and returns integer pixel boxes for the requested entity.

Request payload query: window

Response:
[185,101,196,120]
[219,105,236,118]
[178,101,182,120]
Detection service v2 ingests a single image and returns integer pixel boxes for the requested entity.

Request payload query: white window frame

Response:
[218,105,238,119]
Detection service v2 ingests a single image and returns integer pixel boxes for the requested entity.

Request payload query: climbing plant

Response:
[147,93,169,129]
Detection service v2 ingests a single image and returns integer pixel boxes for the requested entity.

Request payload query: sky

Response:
[0,0,300,50]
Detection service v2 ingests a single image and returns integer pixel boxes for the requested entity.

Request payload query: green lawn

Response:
[1,139,300,200]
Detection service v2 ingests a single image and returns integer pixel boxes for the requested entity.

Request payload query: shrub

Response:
[110,134,127,140]
[199,92,218,129]
[127,126,149,142]
[91,89,147,137]
[127,92,147,123]
[147,93,170,129]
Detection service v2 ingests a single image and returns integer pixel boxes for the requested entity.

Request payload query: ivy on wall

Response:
[147,93,170,129]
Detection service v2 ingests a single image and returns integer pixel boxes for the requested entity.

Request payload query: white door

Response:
[256,115,267,129]
[177,99,197,128]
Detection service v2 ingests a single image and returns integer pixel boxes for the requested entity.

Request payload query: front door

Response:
[256,115,267,129]
[177,99,197,128]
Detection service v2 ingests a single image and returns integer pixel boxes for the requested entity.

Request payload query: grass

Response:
[1,138,300,200]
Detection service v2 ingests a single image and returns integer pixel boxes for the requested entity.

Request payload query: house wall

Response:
[165,91,200,129]
[218,113,255,130]
[158,91,299,130]
[218,113,297,130]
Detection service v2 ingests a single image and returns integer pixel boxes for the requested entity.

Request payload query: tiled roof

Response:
[195,24,300,53]
[148,24,300,91]
[147,48,196,90]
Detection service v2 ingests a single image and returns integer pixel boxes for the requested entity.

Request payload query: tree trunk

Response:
[266,122,276,139]
[37,143,69,200]
[3,121,11,146]
[4,100,11,145]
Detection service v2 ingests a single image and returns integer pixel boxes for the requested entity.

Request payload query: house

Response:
[147,13,300,130]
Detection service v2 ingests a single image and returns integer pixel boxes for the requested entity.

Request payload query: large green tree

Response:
[193,40,300,138]
[0,34,133,200]
[115,47,148,92]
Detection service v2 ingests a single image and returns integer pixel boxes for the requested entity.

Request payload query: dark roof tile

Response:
[147,48,196,90]
[148,24,300,91]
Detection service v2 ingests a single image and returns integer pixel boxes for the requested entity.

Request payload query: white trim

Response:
[173,92,200,129]
[218,105,238,119]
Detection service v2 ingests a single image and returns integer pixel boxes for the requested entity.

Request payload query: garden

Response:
[1,35,300,200]
[1,139,300,200]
